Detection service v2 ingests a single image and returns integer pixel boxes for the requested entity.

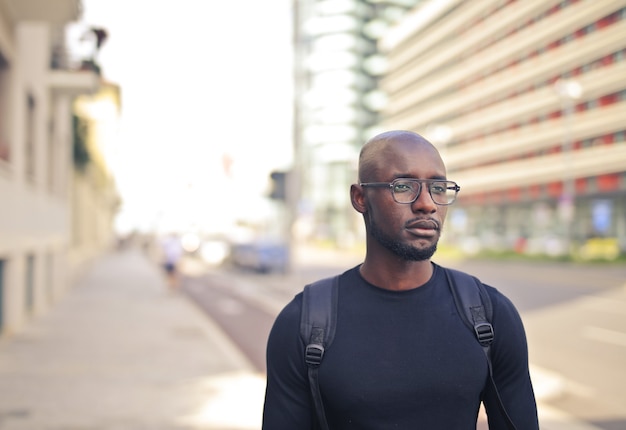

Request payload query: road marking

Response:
[582,326,626,347]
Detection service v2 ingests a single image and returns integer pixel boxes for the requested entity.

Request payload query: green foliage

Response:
[72,114,90,172]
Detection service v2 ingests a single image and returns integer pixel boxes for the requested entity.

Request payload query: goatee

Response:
[370,218,438,261]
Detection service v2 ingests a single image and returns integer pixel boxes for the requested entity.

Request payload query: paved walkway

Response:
[0,249,264,430]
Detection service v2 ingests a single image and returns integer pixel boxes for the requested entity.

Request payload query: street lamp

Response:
[554,79,583,252]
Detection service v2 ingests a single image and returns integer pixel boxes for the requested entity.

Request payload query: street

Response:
[453,259,626,430]
[181,250,626,430]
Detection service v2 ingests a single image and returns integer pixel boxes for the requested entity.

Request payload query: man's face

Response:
[361,139,449,262]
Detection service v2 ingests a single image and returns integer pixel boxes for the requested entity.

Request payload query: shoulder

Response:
[438,265,530,360]
[275,266,359,317]
[474,281,529,353]
[272,292,303,334]
[480,283,523,325]
[436,263,513,302]
[266,293,305,370]
[435,263,523,324]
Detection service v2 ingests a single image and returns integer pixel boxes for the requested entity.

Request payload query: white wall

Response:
[0,21,71,335]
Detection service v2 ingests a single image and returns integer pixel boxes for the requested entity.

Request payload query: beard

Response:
[369,216,438,261]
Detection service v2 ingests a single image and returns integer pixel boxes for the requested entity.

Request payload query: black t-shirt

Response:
[263,263,538,429]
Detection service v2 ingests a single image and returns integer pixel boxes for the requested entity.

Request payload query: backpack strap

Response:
[444,267,517,430]
[444,268,494,350]
[300,275,339,430]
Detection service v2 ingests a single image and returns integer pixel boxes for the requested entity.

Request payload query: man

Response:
[263,130,538,429]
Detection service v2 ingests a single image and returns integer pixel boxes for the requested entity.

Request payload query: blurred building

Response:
[379,0,626,258]
[0,0,118,337]
[71,81,121,264]
[292,0,420,247]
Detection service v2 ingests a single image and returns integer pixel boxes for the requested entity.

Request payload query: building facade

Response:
[292,0,420,247]
[71,82,121,266]
[0,0,118,336]
[379,0,626,258]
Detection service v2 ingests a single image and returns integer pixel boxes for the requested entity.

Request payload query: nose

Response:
[411,185,437,213]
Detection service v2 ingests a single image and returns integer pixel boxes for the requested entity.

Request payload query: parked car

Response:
[230,239,289,273]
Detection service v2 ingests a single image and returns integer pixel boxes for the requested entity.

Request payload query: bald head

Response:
[358,130,443,182]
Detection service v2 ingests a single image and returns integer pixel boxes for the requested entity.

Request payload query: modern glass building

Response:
[379,0,626,258]
[292,0,420,247]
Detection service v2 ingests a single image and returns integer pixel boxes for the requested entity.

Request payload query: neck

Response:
[359,256,433,291]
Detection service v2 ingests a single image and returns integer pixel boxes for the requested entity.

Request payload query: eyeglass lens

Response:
[392,180,457,205]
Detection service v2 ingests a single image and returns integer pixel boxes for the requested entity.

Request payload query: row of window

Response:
[457,1,622,67]
[385,3,625,138]
[457,48,626,151]
[475,87,626,154]
[469,128,626,171]
[0,252,57,335]
[0,50,9,164]
[0,259,4,331]
[459,172,625,208]
[0,47,66,196]
[461,12,626,116]
[0,47,39,181]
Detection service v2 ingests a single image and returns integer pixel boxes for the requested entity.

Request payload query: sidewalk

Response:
[0,249,264,430]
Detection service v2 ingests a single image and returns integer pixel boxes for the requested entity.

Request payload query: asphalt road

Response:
[452,259,626,430]
[182,255,626,430]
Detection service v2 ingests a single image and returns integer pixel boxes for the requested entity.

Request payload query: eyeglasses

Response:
[360,178,461,206]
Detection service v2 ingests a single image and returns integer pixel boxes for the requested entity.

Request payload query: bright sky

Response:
[74,0,294,235]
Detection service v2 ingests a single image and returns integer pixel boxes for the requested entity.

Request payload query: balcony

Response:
[49,67,99,96]
[1,0,81,24]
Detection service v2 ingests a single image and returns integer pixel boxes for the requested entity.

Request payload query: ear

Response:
[350,184,367,214]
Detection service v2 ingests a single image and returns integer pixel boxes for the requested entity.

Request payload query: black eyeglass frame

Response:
[359,178,461,206]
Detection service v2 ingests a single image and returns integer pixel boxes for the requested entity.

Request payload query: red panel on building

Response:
[547,181,563,197]
[507,187,521,202]
[599,93,617,106]
[597,174,620,192]
[575,178,587,194]
[529,184,542,198]
[463,192,485,205]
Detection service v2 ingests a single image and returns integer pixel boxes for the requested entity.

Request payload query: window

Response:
[0,51,9,163]
[25,93,36,181]
[25,254,35,314]
[0,259,5,331]
[46,252,54,303]
[48,118,56,192]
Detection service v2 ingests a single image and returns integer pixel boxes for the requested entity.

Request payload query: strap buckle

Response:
[305,344,324,367]
[474,322,494,346]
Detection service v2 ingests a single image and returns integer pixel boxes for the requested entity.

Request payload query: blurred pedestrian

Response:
[160,234,183,291]
[263,130,538,429]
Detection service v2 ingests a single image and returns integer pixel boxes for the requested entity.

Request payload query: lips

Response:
[406,219,439,230]
[405,219,440,238]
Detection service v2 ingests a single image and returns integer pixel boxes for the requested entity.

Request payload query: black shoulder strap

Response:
[300,275,339,430]
[444,268,495,348]
[444,267,517,430]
